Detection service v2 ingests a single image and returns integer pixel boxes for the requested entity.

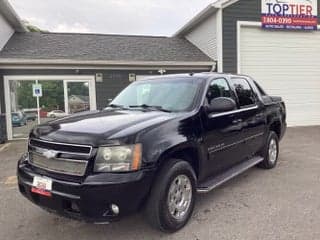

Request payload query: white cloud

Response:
[52,23,92,33]
[9,0,215,36]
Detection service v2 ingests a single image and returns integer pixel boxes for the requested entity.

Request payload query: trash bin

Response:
[0,114,7,143]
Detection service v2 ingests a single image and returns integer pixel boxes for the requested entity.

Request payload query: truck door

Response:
[201,77,245,178]
[229,77,266,158]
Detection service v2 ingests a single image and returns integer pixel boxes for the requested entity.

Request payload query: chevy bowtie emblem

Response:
[43,150,58,159]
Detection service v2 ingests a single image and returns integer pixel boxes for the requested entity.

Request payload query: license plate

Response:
[31,176,52,197]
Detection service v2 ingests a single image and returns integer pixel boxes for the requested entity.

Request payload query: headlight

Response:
[94,144,142,172]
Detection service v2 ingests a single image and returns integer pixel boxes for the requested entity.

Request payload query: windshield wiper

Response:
[108,104,124,108]
[129,104,172,113]
[106,104,128,110]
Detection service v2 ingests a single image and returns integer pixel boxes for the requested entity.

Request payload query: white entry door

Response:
[238,23,320,126]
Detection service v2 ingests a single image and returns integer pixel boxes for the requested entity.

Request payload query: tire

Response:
[258,131,279,169]
[145,159,196,232]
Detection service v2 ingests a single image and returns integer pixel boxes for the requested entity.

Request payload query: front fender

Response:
[138,113,205,178]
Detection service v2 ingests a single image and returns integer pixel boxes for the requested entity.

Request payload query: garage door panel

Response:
[240,26,320,126]
[249,79,320,88]
[287,104,320,126]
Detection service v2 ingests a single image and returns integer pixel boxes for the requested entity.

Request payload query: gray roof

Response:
[0,32,213,63]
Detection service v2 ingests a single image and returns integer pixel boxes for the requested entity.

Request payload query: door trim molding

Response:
[208,132,264,154]
[4,75,96,140]
[208,105,258,118]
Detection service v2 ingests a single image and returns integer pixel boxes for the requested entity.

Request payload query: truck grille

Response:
[28,138,93,176]
[29,138,92,155]
[29,152,88,176]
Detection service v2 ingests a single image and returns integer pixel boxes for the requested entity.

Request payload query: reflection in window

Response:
[230,78,256,107]
[111,79,200,112]
[206,78,232,105]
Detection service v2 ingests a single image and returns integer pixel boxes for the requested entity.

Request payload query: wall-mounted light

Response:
[158,69,166,75]
[96,73,103,82]
[129,73,136,82]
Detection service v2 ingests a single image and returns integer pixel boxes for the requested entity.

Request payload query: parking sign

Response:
[32,84,42,97]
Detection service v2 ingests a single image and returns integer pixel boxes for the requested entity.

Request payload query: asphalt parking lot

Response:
[0,126,320,240]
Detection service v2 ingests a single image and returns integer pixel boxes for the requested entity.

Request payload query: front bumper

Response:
[17,155,155,223]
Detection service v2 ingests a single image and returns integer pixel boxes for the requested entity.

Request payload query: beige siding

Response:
[185,14,217,60]
[0,14,14,51]
[239,26,320,126]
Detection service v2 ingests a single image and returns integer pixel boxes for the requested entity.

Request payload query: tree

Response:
[16,81,64,111]
[22,20,48,33]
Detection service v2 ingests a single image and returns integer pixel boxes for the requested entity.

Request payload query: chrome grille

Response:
[28,138,93,176]
[29,138,92,155]
[29,152,88,176]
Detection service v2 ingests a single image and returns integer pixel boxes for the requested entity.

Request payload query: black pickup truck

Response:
[17,73,286,232]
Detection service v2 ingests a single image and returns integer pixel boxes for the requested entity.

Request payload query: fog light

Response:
[110,204,119,215]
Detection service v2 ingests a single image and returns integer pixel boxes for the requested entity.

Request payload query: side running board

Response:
[197,156,264,193]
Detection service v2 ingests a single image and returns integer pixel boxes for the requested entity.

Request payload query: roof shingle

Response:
[0,32,213,63]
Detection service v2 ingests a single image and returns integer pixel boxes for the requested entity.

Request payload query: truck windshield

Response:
[110,78,200,112]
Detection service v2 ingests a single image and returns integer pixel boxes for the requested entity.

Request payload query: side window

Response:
[230,78,256,107]
[206,78,232,105]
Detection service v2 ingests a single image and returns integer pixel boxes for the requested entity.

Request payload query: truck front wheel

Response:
[145,159,196,232]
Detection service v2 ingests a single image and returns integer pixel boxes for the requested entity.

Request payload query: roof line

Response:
[173,3,218,37]
[25,31,170,38]
[173,0,239,37]
[0,0,27,32]
[0,58,215,66]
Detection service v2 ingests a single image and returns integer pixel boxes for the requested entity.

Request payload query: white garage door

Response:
[239,25,320,126]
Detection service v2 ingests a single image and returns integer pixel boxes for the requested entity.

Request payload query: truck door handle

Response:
[232,119,243,124]
[255,113,264,118]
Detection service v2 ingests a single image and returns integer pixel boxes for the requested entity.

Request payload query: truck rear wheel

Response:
[258,131,279,169]
[145,159,196,232]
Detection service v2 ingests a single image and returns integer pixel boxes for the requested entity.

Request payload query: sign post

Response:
[32,81,42,125]
[261,0,318,30]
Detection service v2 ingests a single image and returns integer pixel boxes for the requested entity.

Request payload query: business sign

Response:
[32,84,42,97]
[262,0,318,30]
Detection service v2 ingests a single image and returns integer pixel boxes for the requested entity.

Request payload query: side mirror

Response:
[207,97,237,113]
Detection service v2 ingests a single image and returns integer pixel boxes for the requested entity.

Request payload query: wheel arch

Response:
[155,143,203,180]
[269,119,282,138]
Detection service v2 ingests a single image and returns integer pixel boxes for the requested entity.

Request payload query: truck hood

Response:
[31,110,177,146]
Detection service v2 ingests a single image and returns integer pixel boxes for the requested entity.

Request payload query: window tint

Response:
[230,78,256,107]
[206,78,232,105]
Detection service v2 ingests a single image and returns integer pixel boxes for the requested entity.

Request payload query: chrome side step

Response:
[197,156,264,193]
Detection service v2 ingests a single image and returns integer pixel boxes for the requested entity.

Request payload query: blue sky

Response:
[10,0,215,36]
